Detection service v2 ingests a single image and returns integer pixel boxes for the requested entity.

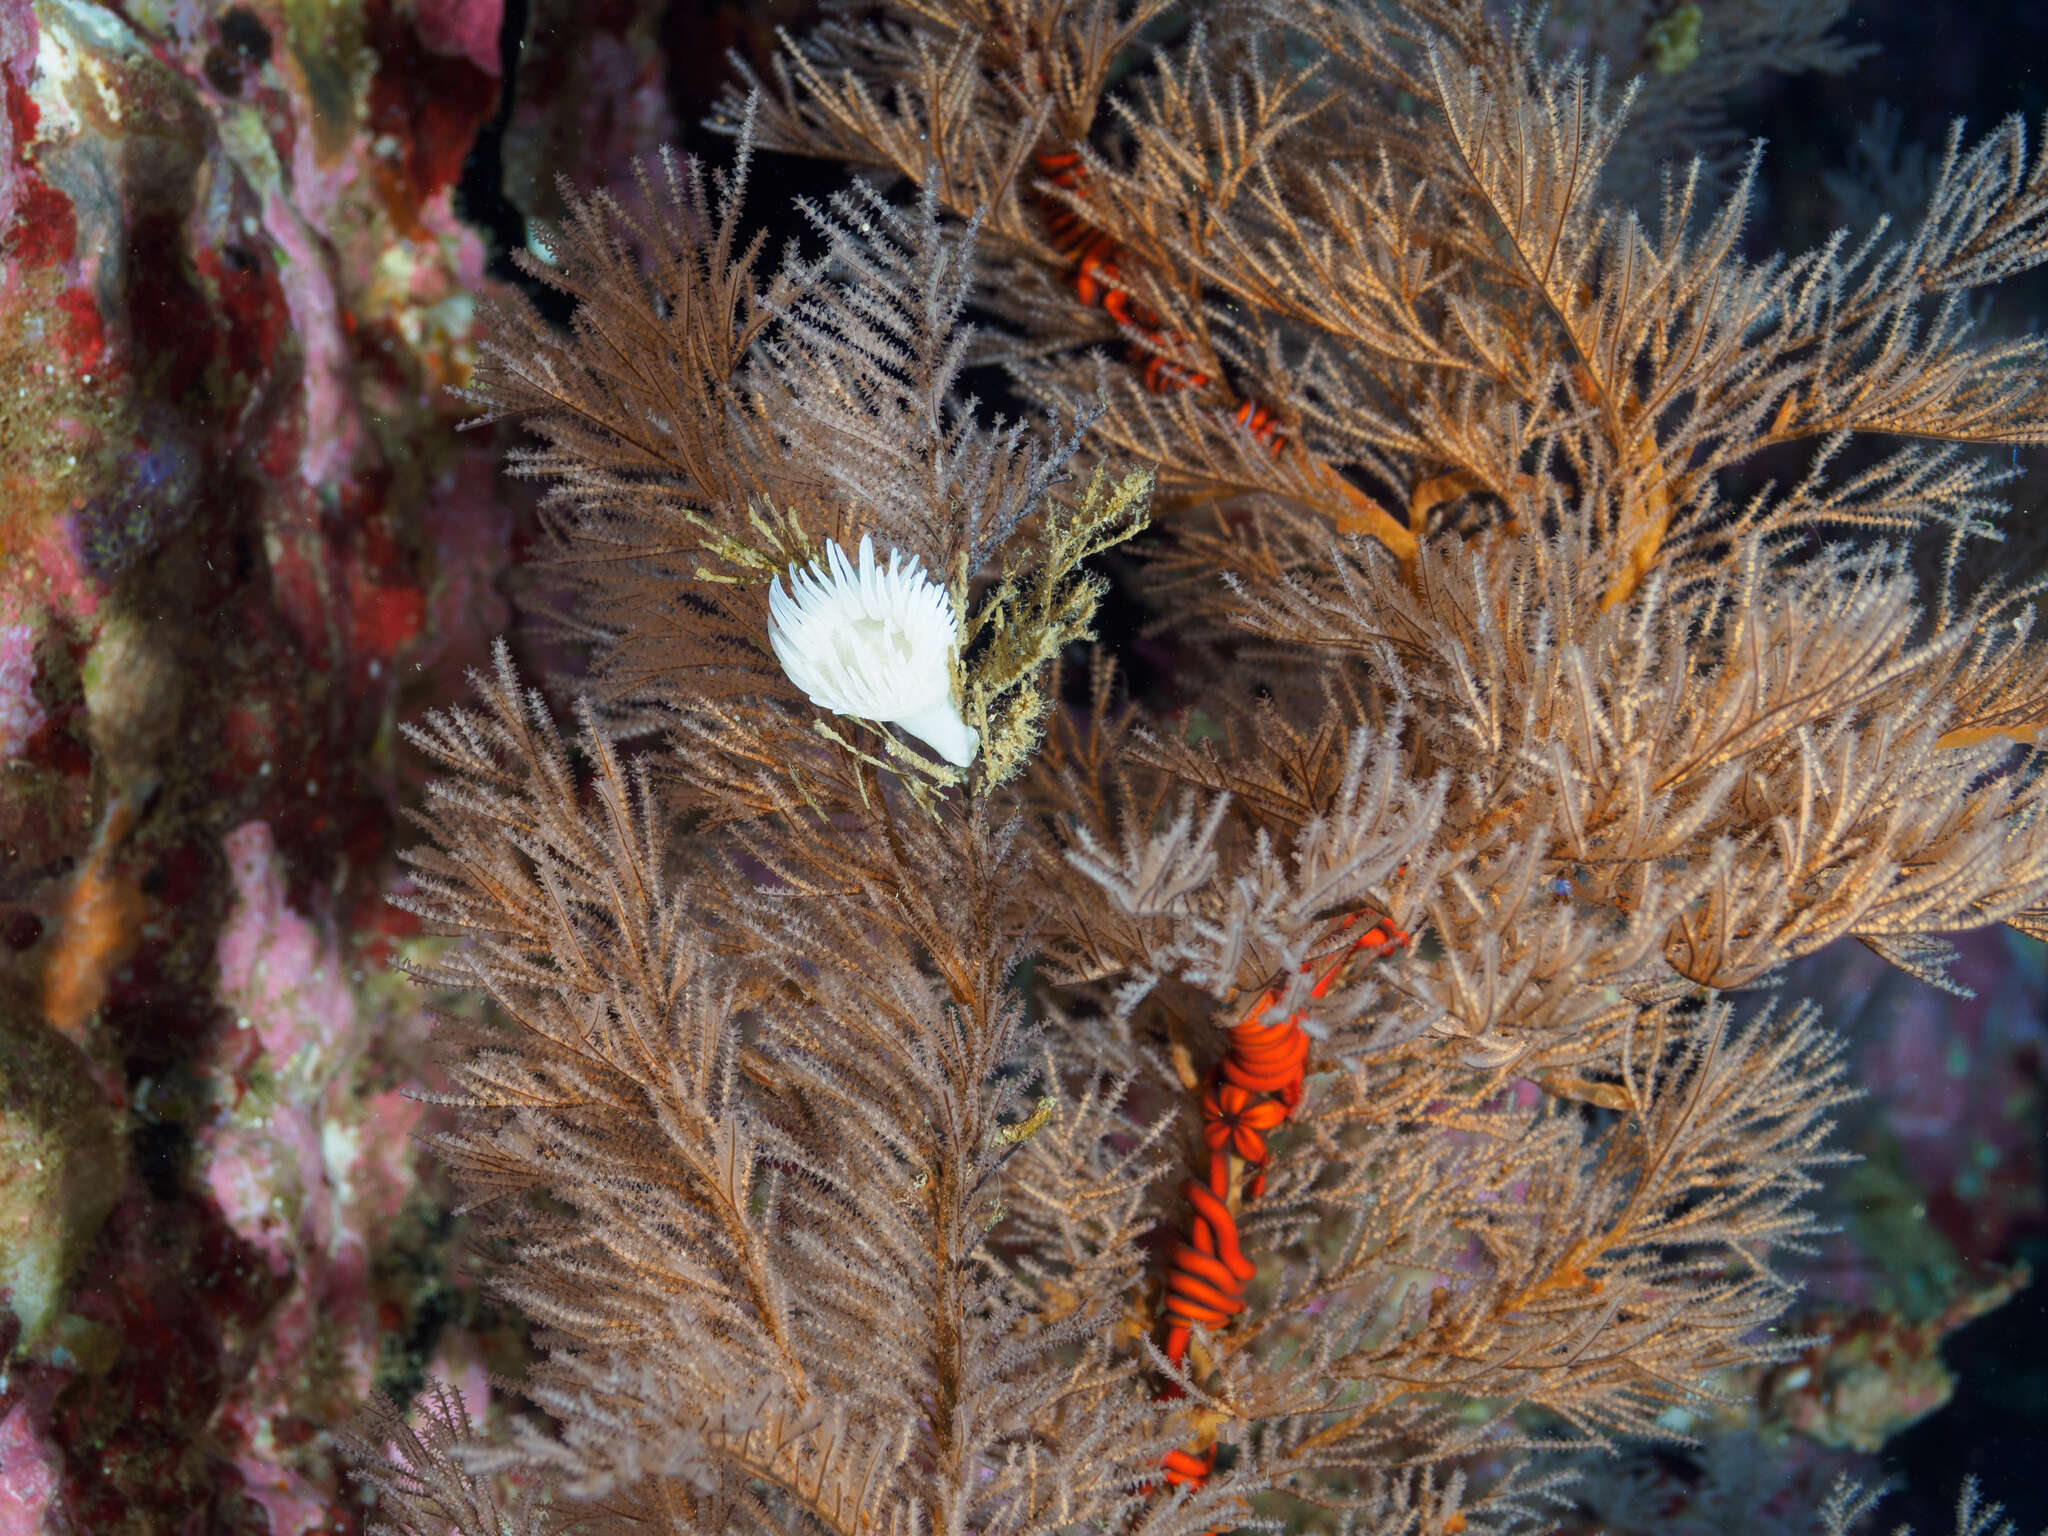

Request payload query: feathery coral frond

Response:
[350,4,2048,1530]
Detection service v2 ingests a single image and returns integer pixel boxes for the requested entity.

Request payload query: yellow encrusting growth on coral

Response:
[960,463,1153,787]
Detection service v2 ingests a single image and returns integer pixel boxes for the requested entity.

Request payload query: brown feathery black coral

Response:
[346,3,2048,1534]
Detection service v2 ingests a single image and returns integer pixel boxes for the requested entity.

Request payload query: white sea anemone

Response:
[768,534,979,768]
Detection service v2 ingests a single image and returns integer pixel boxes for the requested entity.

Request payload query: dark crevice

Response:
[453,0,574,324]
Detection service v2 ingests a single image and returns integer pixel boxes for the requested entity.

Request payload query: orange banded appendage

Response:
[1150,909,1410,1507]
[1231,398,1288,455]
[1013,80,1412,560]
[1034,149,1330,437]
[1159,909,1412,1362]
[1159,1445,1218,1487]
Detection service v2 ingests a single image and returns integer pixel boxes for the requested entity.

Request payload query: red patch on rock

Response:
[351,579,426,664]
[266,525,334,660]
[219,701,281,782]
[52,286,107,373]
[254,401,303,482]
[4,169,77,268]
[23,709,92,777]
[3,65,38,148]
[411,0,503,76]
[4,71,70,265]
[363,0,500,237]
[343,510,427,667]
[195,242,289,378]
